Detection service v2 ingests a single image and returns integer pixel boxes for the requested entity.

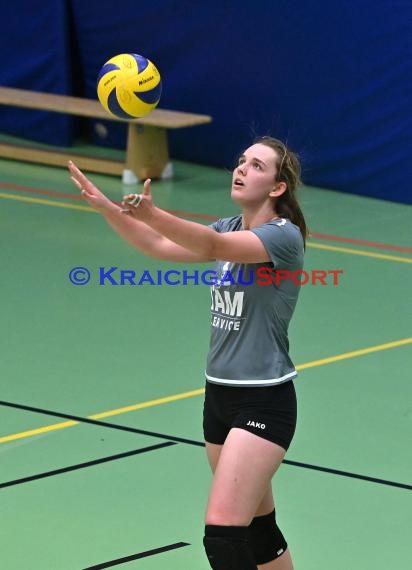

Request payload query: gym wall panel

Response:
[0,0,72,145]
[70,0,412,203]
[1,0,411,203]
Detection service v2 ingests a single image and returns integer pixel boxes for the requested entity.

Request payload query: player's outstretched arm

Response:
[68,161,210,263]
[122,181,271,264]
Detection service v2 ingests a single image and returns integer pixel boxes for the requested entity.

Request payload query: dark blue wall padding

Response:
[69,0,412,204]
[1,1,411,203]
[0,0,72,145]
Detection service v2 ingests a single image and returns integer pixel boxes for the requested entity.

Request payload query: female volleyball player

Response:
[69,136,307,570]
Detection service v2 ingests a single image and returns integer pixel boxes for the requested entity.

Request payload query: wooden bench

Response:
[0,86,212,183]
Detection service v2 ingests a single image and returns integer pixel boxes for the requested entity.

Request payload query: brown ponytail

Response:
[255,136,308,247]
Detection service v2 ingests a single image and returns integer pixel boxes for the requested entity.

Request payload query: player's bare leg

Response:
[205,430,294,569]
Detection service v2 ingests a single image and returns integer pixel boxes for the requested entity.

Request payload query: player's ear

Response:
[269,182,287,198]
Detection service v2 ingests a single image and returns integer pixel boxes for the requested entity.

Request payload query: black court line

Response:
[82,542,190,570]
[1,400,411,491]
[0,442,176,489]
[282,459,412,491]
[0,399,204,447]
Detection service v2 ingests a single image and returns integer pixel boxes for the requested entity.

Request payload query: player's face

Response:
[231,143,279,204]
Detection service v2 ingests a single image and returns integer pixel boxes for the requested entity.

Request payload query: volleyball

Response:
[97,53,162,119]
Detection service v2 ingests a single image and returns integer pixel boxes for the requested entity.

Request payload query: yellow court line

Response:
[1,338,411,445]
[90,388,206,420]
[1,191,411,264]
[308,241,412,264]
[0,389,205,444]
[295,337,412,370]
[0,192,94,212]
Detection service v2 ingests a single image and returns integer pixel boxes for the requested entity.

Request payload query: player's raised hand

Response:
[68,160,114,213]
[121,178,154,220]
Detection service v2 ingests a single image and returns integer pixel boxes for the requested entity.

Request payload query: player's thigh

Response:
[205,427,285,525]
[206,440,275,516]
[205,441,223,473]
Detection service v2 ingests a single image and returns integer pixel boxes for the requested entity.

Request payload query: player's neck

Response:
[241,207,280,230]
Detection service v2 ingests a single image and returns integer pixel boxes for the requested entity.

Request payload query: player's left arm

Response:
[123,181,270,263]
[147,211,270,263]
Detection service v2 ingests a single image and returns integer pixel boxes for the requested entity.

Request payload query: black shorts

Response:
[203,380,297,451]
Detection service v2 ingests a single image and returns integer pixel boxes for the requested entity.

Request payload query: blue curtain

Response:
[1,0,411,203]
[0,0,72,145]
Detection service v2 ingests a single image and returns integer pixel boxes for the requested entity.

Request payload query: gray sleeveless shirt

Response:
[206,216,304,387]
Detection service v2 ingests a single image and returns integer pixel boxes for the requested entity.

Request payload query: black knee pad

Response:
[248,510,288,564]
[203,525,257,569]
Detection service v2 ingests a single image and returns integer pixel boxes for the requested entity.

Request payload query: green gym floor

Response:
[0,150,411,570]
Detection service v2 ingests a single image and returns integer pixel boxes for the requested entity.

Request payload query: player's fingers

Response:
[70,176,88,196]
[68,160,83,179]
[70,176,82,191]
[121,195,133,208]
[142,178,152,196]
[68,160,90,188]
[122,193,144,209]
[70,175,91,198]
